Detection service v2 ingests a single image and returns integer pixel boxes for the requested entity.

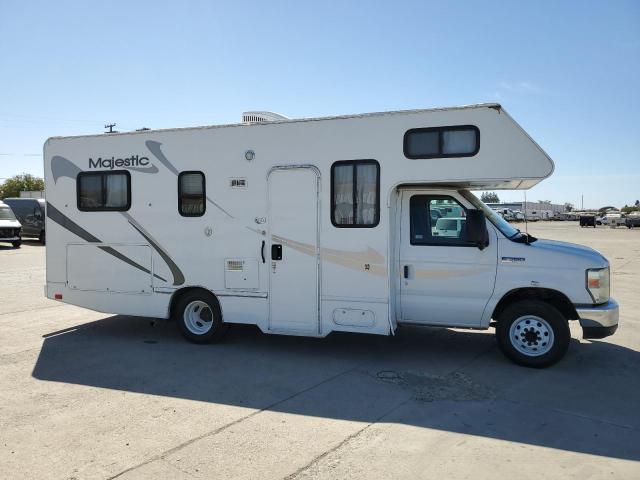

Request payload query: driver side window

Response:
[410,195,472,246]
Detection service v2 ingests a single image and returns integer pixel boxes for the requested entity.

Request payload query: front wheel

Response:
[496,300,570,368]
[173,290,228,344]
[12,240,21,248]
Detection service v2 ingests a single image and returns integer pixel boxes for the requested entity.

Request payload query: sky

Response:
[0,0,638,209]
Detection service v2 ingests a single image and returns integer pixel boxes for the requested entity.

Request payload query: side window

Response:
[404,125,479,159]
[331,160,380,228]
[178,171,206,217]
[77,171,131,211]
[410,195,472,246]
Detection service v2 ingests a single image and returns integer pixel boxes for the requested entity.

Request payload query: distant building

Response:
[486,201,565,220]
[19,190,44,199]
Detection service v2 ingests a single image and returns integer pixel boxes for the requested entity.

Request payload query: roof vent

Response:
[242,111,289,123]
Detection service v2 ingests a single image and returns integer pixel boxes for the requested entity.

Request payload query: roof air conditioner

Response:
[241,111,289,123]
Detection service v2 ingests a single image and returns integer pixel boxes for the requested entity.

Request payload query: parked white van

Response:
[43,104,619,367]
[0,201,22,248]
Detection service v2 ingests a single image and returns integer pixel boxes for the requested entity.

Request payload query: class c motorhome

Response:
[43,104,619,367]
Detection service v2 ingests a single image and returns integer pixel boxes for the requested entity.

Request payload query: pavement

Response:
[1,222,639,479]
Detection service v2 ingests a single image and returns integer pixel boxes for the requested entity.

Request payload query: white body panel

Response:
[42,104,611,338]
[67,243,153,293]
[268,167,320,334]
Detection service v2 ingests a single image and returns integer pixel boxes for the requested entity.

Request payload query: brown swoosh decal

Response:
[272,234,387,276]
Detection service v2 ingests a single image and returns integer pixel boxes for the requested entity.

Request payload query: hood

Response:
[528,238,607,268]
[0,219,22,228]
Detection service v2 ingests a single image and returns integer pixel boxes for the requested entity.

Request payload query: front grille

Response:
[0,228,19,238]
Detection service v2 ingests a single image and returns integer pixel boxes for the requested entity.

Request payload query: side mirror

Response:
[464,209,489,250]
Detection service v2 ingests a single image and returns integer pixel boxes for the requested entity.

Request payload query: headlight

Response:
[586,267,610,304]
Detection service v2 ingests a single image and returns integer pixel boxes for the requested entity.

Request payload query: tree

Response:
[481,192,500,203]
[635,200,639,207]
[622,205,640,214]
[564,203,574,212]
[0,173,45,199]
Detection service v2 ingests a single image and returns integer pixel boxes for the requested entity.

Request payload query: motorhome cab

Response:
[43,104,619,367]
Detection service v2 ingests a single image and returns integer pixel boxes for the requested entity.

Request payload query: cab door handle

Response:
[404,265,409,279]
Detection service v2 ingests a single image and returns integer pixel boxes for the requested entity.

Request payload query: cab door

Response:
[398,190,497,327]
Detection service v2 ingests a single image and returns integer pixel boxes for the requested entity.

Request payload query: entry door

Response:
[399,190,497,327]
[268,167,320,334]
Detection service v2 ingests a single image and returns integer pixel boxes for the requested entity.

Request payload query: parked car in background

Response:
[433,217,466,238]
[626,212,640,229]
[3,198,46,243]
[492,208,516,221]
[601,212,624,228]
[512,210,525,221]
[579,215,596,227]
[0,201,22,248]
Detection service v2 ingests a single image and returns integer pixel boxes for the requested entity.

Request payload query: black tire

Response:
[39,230,46,244]
[12,240,21,248]
[173,290,228,344]
[496,300,570,368]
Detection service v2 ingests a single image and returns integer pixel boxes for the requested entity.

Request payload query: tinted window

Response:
[179,171,206,217]
[331,160,379,227]
[404,126,479,159]
[4,200,27,217]
[410,195,474,246]
[77,171,131,211]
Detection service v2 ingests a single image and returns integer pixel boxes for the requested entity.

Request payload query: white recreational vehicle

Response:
[43,104,619,367]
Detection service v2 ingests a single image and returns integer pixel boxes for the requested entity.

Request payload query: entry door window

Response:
[410,195,472,246]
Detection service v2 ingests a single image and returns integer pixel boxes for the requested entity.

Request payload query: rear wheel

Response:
[12,240,21,248]
[496,300,570,367]
[173,290,228,344]
[39,230,46,244]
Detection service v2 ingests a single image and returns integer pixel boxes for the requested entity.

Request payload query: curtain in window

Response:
[356,164,377,224]
[442,129,476,154]
[105,174,128,207]
[333,165,353,224]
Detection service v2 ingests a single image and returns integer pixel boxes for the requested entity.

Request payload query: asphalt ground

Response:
[1,222,639,479]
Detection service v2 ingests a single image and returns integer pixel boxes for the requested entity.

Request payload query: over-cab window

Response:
[331,160,380,227]
[410,195,474,246]
[178,171,206,217]
[404,125,479,159]
[77,171,131,211]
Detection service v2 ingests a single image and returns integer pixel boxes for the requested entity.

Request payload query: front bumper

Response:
[577,298,619,339]
[0,236,21,242]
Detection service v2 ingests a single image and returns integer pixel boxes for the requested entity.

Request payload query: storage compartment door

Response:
[66,244,153,293]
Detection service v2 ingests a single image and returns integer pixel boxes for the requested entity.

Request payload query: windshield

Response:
[0,206,17,221]
[459,190,522,239]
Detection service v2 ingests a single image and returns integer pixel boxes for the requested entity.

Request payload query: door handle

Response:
[404,265,409,279]
[271,244,283,261]
[261,241,266,263]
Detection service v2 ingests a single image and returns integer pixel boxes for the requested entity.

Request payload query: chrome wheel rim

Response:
[509,315,554,357]
[183,300,214,335]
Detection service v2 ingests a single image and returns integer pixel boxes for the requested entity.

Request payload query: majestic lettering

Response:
[88,155,150,169]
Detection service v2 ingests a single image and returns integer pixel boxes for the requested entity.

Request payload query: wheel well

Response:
[492,288,578,321]
[168,287,221,320]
